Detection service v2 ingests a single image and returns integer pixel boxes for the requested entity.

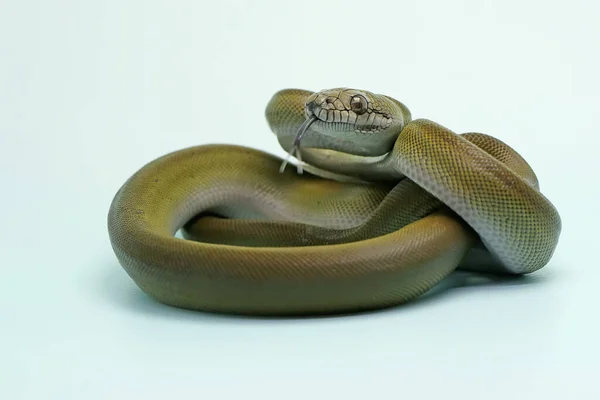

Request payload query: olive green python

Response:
[107,88,561,315]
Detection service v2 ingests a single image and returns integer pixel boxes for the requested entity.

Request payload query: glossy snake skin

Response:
[107,88,561,315]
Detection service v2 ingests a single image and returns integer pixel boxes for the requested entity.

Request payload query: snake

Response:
[107,88,561,316]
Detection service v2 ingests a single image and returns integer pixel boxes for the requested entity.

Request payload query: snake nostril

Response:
[306,102,316,115]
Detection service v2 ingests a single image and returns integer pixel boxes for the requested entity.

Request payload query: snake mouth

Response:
[279,110,388,174]
[307,104,391,135]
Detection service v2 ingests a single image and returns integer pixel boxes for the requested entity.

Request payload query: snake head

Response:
[277,87,412,173]
[304,88,407,136]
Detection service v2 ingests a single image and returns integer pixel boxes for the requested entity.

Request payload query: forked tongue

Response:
[279,115,317,174]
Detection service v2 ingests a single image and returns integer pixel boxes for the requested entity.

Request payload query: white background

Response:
[2,0,598,398]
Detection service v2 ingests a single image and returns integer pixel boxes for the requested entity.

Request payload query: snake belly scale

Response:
[107,88,561,315]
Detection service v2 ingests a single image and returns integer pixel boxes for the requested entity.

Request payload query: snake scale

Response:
[107,88,561,315]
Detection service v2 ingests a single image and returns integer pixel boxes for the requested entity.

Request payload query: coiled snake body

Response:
[107,88,561,315]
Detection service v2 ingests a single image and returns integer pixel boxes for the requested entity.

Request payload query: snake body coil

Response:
[107,88,561,315]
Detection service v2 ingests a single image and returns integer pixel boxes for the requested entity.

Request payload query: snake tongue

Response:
[279,115,318,174]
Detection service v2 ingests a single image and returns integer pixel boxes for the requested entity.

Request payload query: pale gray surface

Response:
[1,0,597,398]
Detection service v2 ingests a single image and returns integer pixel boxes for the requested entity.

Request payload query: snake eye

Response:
[350,95,367,115]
